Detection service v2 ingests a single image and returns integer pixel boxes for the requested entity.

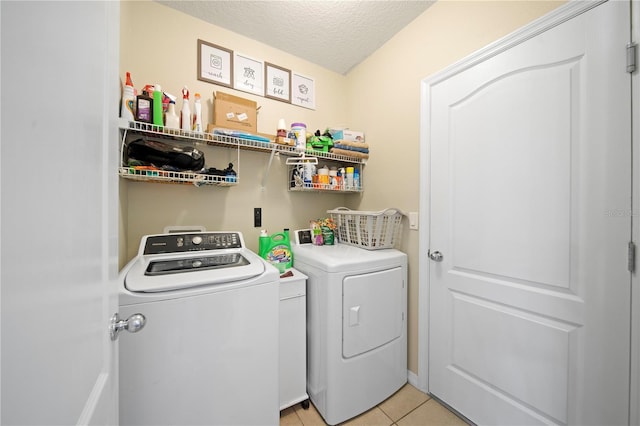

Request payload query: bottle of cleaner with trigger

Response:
[180,86,191,132]
[121,71,135,121]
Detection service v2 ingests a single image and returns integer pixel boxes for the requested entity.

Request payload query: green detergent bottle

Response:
[259,229,293,272]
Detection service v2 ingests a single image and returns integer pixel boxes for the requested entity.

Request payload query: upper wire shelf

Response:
[119,120,366,164]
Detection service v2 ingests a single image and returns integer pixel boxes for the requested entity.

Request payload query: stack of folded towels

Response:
[330,139,369,159]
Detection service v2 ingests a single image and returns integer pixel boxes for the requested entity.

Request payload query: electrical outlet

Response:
[254,207,262,227]
[409,212,419,230]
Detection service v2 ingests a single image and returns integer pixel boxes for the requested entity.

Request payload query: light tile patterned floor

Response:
[280,383,470,426]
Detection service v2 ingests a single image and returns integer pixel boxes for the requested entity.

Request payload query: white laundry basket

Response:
[327,207,404,250]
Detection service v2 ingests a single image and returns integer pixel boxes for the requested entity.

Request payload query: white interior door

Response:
[424,1,631,424]
[1,2,120,424]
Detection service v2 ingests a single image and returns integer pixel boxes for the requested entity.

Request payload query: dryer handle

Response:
[349,306,360,326]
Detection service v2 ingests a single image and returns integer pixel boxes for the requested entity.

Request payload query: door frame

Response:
[416,0,634,408]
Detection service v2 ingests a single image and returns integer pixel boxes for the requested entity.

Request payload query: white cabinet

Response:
[279,268,309,411]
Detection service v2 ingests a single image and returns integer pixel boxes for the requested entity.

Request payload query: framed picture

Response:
[291,72,316,110]
[233,53,264,96]
[264,62,291,103]
[197,39,233,87]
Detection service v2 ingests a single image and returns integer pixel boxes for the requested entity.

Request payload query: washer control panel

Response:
[143,232,243,255]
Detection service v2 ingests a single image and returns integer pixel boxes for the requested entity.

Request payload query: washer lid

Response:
[125,249,266,293]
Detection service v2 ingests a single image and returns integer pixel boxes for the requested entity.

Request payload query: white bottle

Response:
[193,93,203,133]
[165,100,180,130]
[180,86,191,132]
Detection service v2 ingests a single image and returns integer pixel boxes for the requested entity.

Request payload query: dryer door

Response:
[342,267,404,358]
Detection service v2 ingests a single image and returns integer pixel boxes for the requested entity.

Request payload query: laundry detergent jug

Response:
[259,229,293,272]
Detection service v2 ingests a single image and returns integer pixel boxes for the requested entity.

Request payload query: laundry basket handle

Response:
[381,208,404,216]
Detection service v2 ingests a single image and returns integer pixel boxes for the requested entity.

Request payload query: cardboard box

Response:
[329,128,365,143]
[213,91,257,132]
[275,136,295,146]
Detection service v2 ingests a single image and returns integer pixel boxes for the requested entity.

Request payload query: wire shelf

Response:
[121,121,365,164]
[119,167,237,187]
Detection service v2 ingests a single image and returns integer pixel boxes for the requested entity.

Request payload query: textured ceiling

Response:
[157,1,435,75]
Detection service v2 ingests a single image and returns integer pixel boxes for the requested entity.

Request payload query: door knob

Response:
[110,313,146,341]
[429,250,443,262]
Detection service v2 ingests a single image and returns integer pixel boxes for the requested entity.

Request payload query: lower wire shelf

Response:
[119,167,237,187]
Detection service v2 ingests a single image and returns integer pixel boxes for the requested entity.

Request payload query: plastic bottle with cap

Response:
[152,84,164,126]
[345,167,354,190]
[135,89,153,123]
[180,86,191,132]
[193,93,203,133]
[259,229,269,257]
[277,118,287,138]
[318,165,330,189]
[353,168,360,190]
[165,99,179,130]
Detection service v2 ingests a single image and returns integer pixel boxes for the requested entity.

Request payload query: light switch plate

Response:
[409,212,419,230]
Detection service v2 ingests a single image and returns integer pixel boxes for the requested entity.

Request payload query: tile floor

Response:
[280,383,470,426]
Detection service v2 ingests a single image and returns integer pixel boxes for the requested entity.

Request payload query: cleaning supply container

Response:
[259,229,293,272]
[291,123,306,152]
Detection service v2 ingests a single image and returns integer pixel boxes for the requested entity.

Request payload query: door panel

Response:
[451,62,574,289]
[1,2,120,424]
[427,1,631,424]
[342,268,403,358]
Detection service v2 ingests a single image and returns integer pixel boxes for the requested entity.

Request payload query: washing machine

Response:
[292,238,408,425]
[118,231,280,426]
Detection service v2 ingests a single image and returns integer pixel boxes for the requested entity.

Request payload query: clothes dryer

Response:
[292,242,408,425]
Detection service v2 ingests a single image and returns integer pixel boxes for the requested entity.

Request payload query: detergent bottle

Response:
[120,71,135,121]
[259,229,293,272]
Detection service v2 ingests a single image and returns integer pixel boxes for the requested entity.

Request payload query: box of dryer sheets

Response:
[329,128,365,143]
[213,91,257,132]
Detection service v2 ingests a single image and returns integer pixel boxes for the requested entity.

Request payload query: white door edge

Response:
[630,0,639,424]
[417,0,611,395]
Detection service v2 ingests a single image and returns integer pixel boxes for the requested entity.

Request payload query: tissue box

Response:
[329,128,365,143]
[213,91,257,132]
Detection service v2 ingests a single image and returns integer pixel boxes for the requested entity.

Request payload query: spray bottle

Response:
[193,93,203,133]
[120,71,135,121]
[180,86,191,132]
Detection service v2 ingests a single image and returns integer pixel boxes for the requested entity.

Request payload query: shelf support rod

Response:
[261,144,278,189]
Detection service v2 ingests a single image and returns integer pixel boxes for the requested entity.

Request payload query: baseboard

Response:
[407,370,427,393]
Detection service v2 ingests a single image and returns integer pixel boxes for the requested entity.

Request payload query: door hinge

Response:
[628,241,636,273]
[627,43,637,73]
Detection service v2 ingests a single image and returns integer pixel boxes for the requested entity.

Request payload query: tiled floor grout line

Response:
[381,397,430,426]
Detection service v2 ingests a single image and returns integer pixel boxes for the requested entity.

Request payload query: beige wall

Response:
[120,0,352,265]
[345,0,564,374]
[120,0,564,376]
